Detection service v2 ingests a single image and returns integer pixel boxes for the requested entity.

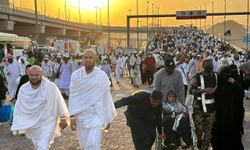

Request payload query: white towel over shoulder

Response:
[69,67,117,127]
[11,78,69,132]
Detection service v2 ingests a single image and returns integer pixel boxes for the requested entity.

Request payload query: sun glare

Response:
[71,0,107,12]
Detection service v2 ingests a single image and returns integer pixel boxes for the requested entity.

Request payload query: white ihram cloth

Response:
[11,78,70,150]
[4,60,22,99]
[69,67,117,150]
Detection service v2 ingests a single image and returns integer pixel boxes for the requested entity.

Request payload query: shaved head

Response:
[83,49,97,56]
[29,65,43,73]
[28,65,43,87]
[83,49,97,73]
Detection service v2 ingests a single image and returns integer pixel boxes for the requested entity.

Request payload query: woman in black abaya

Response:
[212,64,245,150]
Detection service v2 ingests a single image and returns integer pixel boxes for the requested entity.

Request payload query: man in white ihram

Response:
[69,49,117,150]
[11,65,70,150]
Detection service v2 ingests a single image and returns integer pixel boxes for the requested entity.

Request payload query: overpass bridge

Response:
[0,4,152,47]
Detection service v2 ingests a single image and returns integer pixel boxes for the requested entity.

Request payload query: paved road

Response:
[0,77,250,150]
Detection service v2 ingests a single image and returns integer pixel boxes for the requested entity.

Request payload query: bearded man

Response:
[69,49,117,150]
[189,59,217,150]
[11,65,69,150]
[154,57,185,104]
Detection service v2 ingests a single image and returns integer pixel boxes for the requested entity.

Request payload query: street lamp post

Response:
[34,0,39,42]
[64,0,67,20]
[147,0,149,43]
[99,8,102,25]
[40,1,43,15]
[155,5,157,27]
[212,1,214,35]
[204,4,207,32]
[95,7,98,30]
[139,20,143,45]
[78,0,81,23]
[247,0,249,50]
[152,3,154,28]
[12,0,15,9]
[224,0,227,41]
[128,9,132,47]
[196,7,198,27]
[200,5,201,29]
[43,0,46,16]
[158,7,160,28]
[107,0,110,47]
[136,0,139,50]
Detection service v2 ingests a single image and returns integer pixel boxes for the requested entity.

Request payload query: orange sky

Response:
[14,0,249,27]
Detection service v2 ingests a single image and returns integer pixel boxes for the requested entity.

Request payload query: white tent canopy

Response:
[0,32,32,49]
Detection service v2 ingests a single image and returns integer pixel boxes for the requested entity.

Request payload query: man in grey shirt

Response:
[154,57,185,104]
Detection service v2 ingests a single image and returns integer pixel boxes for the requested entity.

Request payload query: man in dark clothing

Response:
[13,64,32,103]
[115,90,164,150]
[189,59,217,150]
[212,65,245,150]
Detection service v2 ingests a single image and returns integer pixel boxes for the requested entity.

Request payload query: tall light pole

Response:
[200,5,201,29]
[158,7,160,28]
[152,3,154,28]
[12,0,15,9]
[191,9,193,26]
[147,0,149,43]
[128,9,132,47]
[95,7,98,30]
[78,0,81,23]
[212,1,214,35]
[136,0,139,50]
[204,4,207,32]
[99,8,102,25]
[68,9,70,21]
[196,7,198,27]
[139,20,143,45]
[58,8,60,19]
[247,0,249,50]
[40,1,43,14]
[34,0,39,42]
[43,0,46,16]
[107,0,110,47]
[64,0,67,20]
[155,5,157,27]
[224,0,227,41]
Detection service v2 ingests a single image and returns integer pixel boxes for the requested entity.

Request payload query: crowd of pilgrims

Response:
[0,25,249,149]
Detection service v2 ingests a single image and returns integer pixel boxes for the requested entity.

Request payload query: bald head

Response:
[83,49,97,56]
[28,65,43,87]
[83,49,97,72]
[29,65,43,73]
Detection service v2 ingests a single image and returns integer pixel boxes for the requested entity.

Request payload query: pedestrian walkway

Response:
[0,77,250,150]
